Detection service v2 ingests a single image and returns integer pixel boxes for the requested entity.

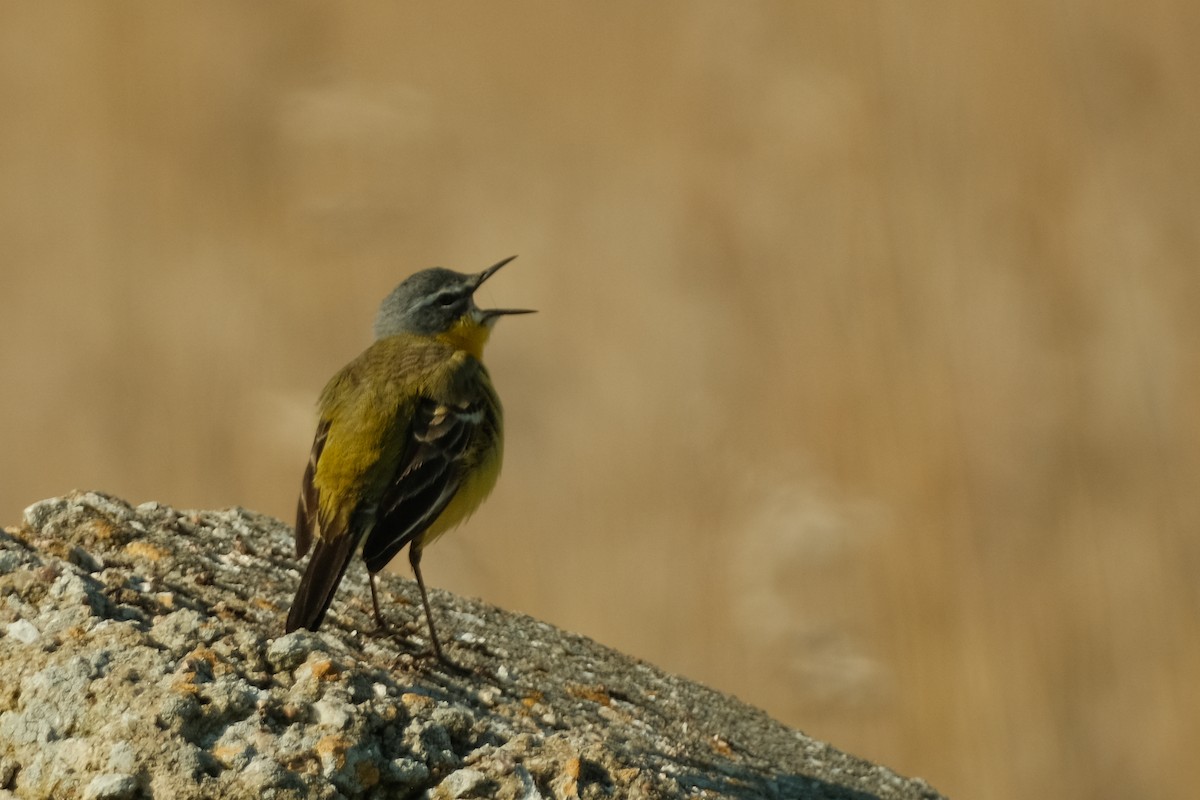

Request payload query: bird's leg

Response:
[409,544,446,662]
[369,571,389,632]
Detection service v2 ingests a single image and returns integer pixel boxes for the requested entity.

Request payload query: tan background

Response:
[2,3,1198,799]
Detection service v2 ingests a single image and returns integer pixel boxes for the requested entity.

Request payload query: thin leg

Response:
[369,572,388,631]
[409,544,446,662]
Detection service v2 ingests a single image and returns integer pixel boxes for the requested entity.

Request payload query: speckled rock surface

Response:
[0,492,946,799]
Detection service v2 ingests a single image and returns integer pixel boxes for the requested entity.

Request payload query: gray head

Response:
[373,255,534,339]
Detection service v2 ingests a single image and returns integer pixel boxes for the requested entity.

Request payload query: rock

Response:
[433,767,488,798]
[81,773,139,800]
[0,491,947,799]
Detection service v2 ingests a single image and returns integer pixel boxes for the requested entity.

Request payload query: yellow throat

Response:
[437,314,493,360]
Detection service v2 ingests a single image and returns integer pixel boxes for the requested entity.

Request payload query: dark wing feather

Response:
[286,417,355,633]
[294,418,331,558]
[360,395,481,573]
[285,526,357,632]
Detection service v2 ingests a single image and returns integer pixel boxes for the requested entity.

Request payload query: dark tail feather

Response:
[285,532,358,633]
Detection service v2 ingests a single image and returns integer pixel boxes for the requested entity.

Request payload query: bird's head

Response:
[374,256,534,351]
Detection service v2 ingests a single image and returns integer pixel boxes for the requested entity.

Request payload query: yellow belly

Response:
[416,437,503,549]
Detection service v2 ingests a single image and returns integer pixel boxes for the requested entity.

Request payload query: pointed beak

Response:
[479,307,537,322]
[474,255,536,320]
[474,254,519,288]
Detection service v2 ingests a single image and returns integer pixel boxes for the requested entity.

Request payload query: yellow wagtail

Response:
[285,256,533,660]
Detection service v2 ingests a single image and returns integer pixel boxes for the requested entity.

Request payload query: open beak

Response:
[474,254,519,287]
[474,255,536,319]
[479,307,537,322]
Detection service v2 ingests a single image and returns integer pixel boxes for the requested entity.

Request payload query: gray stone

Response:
[0,492,947,799]
[81,773,139,800]
[3,620,38,645]
[266,629,331,671]
[0,550,25,575]
[435,767,488,798]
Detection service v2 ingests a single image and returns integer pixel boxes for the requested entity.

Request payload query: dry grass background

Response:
[2,3,1197,798]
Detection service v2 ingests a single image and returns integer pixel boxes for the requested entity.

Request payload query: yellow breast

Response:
[417,435,503,548]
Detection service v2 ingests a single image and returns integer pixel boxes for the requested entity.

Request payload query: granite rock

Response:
[0,492,946,799]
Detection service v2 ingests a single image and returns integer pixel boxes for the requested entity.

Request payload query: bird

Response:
[285,255,533,661]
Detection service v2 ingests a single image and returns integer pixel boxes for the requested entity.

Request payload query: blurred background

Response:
[2,3,1197,798]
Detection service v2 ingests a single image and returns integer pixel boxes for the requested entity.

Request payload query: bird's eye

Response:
[435,293,458,308]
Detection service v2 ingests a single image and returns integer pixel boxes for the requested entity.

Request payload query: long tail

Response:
[285,532,358,633]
